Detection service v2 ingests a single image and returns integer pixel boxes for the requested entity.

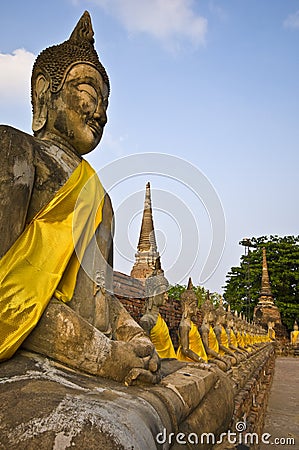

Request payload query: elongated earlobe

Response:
[32,74,50,133]
[148,297,153,311]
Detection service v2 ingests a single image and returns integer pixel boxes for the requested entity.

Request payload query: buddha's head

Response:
[31,11,109,155]
[200,293,215,324]
[226,307,234,328]
[181,278,198,319]
[145,259,169,309]
[215,300,226,325]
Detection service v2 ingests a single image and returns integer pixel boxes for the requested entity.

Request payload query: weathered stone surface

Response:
[0,351,235,450]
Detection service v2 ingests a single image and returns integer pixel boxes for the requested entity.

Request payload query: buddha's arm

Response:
[201,327,220,359]
[0,126,35,258]
[220,344,235,357]
[23,299,149,384]
[95,194,156,344]
[213,325,222,346]
[179,322,206,363]
[201,327,229,369]
[139,314,156,336]
[94,193,160,379]
[214,326,234,356]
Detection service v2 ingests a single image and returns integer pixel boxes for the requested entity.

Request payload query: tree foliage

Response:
[168,284,221,308]
[223,235,299,330]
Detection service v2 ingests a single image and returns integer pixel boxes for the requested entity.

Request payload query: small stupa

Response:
[253,247,281,327]
[130,182,164,281]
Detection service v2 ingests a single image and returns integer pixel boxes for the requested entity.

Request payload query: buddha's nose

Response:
[93,104,107,126]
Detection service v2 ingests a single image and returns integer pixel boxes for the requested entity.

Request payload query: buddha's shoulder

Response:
[0,125,40,159]
[0,125,35,141]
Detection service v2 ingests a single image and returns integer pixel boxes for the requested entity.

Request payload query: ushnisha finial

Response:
[69,10,95,43]
[187,277,193,290]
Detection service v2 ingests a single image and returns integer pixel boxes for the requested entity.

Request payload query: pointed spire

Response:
[187,277,193,290]
[131,182,164,281]
[258,247,274,305]
[136,182,158,252]
[260,247,272,296]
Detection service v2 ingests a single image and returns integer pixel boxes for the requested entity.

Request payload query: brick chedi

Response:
[254,247,282,327]
[130,182,163,281]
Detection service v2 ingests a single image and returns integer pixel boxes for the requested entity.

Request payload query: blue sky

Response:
[1,0,299,293]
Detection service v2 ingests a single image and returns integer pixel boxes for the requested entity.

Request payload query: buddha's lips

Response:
[88,120,102,136]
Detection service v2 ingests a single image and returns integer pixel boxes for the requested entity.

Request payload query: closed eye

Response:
[77,83,98,102]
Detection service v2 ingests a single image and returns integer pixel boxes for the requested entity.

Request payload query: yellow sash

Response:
[218,325,229,356]
[177,321,208,362]
[237,331,244,347]
[229,329,238,348]
[208,325,219,357]
[0,160,104,360]
[291,330,299,345]
[150,314,176,359]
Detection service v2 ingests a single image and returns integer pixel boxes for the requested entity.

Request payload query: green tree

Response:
[223,235,299,331]
[168,283,220,308]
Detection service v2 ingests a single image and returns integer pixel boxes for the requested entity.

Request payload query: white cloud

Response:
[91,0,207,47]
[283,10,299,29]
[0,49,35,102]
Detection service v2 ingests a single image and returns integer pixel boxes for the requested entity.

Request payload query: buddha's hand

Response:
[126,334,161,385]
[129,334,160,372]
[103,338,160,385]
[125,367,161,386]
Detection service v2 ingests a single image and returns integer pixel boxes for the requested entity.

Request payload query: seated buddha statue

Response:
[0,11,159,385]
[290,321,299,346]
[233,311,249,352]
[213,300,237,365]
[225,306,246,362]
[176,278,210,368]
[139,260,176,359]
[200,294,229,371]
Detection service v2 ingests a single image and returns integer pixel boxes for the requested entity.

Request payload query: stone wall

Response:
[213,343,275,450]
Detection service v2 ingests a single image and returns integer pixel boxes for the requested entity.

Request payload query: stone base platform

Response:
[0,351,234,450]
[0,344,275,450]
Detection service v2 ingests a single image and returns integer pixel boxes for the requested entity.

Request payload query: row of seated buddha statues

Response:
[140,274,272,373]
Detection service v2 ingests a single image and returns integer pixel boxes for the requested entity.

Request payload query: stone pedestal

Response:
[0,351,234,450]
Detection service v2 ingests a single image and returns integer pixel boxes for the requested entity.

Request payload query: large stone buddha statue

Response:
[0,11,159,385]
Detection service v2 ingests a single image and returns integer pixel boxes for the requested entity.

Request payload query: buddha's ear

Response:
[148,297,153,310]
[32,74,50,133]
